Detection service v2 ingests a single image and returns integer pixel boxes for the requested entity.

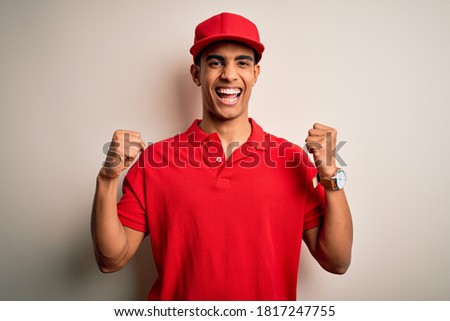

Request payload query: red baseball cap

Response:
[190,12,265,63]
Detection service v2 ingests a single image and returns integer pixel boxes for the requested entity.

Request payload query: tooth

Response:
[218,88,240,94]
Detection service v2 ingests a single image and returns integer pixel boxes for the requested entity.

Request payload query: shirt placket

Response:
[201,133,226,176]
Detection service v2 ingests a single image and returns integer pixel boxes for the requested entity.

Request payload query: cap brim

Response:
[190,35,265,63]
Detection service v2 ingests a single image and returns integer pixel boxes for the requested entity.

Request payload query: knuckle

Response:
[113,130,123,141]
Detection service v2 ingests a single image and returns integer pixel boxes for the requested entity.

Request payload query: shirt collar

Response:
[186,118,268,150]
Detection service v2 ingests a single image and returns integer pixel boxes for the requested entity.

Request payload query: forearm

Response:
[91,173,130,272]
[316,189,353,274]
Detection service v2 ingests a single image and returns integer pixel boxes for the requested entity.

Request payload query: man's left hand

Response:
[305,123,338,178]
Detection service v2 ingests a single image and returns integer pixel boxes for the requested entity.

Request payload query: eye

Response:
[209,60,224,67]
[237,60,251,68]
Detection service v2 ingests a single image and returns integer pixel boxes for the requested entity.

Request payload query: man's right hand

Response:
[99,130,147,179]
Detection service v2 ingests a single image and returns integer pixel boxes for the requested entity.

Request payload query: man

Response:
[91,12,353,300]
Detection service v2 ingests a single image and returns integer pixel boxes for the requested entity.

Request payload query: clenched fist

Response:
[305,123,338,178]
[100,130,147,179]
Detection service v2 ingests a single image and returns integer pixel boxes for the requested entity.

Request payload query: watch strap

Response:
[316,174,337,190]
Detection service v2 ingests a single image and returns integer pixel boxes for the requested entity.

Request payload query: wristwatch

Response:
[317,168,347,190]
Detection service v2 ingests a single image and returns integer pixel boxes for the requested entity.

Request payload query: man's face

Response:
[190,41,260,122]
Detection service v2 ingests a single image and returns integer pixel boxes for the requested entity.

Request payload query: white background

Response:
[1,0,449,300]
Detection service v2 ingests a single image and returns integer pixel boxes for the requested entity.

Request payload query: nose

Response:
[220,64,238,81]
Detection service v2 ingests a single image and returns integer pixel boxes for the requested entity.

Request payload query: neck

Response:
[200,114,252,159]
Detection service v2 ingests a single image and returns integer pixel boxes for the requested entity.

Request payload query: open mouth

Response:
[215,87,242,105]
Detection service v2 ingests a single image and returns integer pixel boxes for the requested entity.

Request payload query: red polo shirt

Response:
[117,119,324,300]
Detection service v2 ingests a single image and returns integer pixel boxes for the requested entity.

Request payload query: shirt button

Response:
[216,156,223,163]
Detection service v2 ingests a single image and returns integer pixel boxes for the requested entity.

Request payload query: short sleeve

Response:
[302,159,325,231]
[117,154,148,234]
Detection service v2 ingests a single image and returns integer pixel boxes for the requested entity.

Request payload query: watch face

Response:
[335,170,346,189]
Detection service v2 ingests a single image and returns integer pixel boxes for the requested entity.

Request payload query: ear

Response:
[190,64,201,86]
[252,64,261,86]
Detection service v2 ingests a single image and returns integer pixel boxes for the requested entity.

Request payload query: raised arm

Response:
[91,130,146,273]
[303,123,353,274]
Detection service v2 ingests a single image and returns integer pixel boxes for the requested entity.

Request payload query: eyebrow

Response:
[206,54,225,62]
[205,54,254,62]
[235,55,254,62]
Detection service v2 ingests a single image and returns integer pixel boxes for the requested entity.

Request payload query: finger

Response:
[124,139,145,152]
[305,135,324,143]
[313,123,334,131]
[124,139,147,158]
[308,128,326,137]
[109,130,145,162]
[114,129,142,137]
[111,131,143,146]
[123,146,140,160]
[313,123,337,140]
[109,141,120,148]
[305,141,323,153]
